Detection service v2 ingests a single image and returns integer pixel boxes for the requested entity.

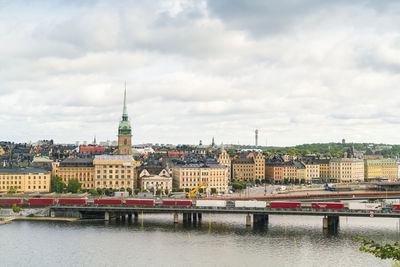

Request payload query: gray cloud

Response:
[1,0,400,146]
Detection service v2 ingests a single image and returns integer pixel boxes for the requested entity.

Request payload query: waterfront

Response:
[0,214,398,266]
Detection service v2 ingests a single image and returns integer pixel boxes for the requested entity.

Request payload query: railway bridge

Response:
[50,205,400,230]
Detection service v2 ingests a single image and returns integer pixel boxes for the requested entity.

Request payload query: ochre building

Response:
[0,168,50,193]
[57,158,95,189]
[172,163,228,194]
[364,158,398,181]
[329,158,364,183]
[94,155,136,190]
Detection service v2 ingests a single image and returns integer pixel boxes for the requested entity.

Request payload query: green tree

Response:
[88,189,98,196]
[157,189,162,196]
[127,188,133,195]
[134,188,140,195]
[66,179,81,193]
[164,189,169,195]
[104,188,111,196]
[357,237,400,264]
[8,187,17,194]
[12,204,21,213]
[51,176,65,193]
[96,188,103,195]
[211,188,217,195]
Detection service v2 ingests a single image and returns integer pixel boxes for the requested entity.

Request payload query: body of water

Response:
[0,214,398,266]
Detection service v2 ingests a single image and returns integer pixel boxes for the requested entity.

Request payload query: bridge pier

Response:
[174,213,179,224]
[116,213,121,223]
[253,214,268,226]
[188,213,192,223]
[183,213,188,224]
[246,215,251,226]
[134,212,138,219]
[104,212,110,221]
[128,213,132,223]
[192,213,197,224]
[323,216,339,229]
[197,213,202,221]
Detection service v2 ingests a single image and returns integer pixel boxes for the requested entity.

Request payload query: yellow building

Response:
[94,155,136,190]
[302,160,320,182]
[315,159,330,180]
[294,161,306,181]
[248,152,265,181]
[0,168,50,193]
[231,157,254,181]
[330,158,364,183]
[282,162,297,182]
[172,163,228,194]
[364,158,398,181]
[57,158,95,189]
[217,149,231,180]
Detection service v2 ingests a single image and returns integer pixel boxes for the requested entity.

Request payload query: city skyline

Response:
[2,1,400,146]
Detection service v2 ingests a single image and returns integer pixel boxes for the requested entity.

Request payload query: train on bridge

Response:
[0,198,397,212]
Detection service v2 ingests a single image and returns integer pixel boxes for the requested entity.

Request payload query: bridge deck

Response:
[51,206,400,218]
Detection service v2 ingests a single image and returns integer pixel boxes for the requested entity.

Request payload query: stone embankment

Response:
[0,208,78,225]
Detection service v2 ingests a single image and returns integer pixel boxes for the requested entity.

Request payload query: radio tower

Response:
[255,129,259,147]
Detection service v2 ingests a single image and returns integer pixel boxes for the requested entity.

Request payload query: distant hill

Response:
[230,143,400,158]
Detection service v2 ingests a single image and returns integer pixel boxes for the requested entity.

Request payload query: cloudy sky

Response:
[1,0,400,146]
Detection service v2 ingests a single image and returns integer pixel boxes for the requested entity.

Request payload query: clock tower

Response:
[118,89,133,155]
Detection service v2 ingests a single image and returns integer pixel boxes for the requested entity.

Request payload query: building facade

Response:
[57,158,95,189]
[172,163,228,194]
[216,149,231,180]
[93,155,136,190]
[329,158,364,183]
[248,152,265,181]
[0,168,50,193]
[316,159,330,180]
[118,89,133,155]
[364,158,398,181]
[265,164,283,183]
[138,167,172,194]
[231,157,254,181]
[302,160,321,182]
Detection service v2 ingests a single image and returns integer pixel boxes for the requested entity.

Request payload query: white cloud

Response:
[1,0,400,146]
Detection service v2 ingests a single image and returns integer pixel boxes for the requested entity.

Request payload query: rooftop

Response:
[0,168,49,174]
[94,155,134,161]
[175,163,226,169]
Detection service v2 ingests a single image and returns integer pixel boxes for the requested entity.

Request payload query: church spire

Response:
[122,82,128,120]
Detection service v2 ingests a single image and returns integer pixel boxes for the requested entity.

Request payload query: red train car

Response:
[392,204,400,211]
[312,203,344,210]
[94,199,123,205]
[269,202,301,209]
[28,198,56,206]
[0,199,24,206]
[126,199,155,206]
[162,200,192,207]
[58,198,88,205]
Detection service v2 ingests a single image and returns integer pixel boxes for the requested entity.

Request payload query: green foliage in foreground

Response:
[12,204,21,213]
[66,179,81,193]
[51,176,65,193]
[231,180,247,191]
[357,236,400,263]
